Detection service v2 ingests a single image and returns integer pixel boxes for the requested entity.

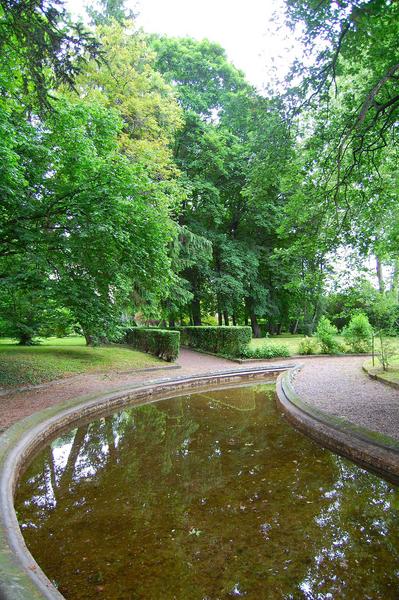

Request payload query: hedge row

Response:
[178,326,252,357]
[125,328,179,362]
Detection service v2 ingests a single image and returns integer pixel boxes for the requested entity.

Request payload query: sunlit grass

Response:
[364,353,399,385]
[249,334,399,358]
[0,336,164,388]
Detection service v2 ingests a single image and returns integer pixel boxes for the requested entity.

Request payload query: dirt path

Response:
[1,351,398,440]
[0,349,240,431]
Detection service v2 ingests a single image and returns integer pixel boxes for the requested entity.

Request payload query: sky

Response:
[66,0,300,92]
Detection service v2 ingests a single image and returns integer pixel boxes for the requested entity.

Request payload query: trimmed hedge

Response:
[126,328,179,362]
[178,326,252,357]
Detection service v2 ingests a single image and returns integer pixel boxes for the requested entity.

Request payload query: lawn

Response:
[248,334,399,357]
[363,355,399,385]
[248,334,306,355]
[0,336,164,388]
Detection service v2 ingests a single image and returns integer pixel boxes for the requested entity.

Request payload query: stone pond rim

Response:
[0,366,286,600]
[0,363,398,599]
[276,366,399,485]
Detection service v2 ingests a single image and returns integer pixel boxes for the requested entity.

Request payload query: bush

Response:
[376,332,397,371]
[126,328,179,362]
[178,326,252,357]
[298,336,319,355]
[240,343,290,359]
[316,317,341,354]
[342,313,373,353]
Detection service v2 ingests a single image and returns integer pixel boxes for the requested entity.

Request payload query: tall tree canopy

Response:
[280,0,399,288]
[0,0,101,109]
[0,3,181,343]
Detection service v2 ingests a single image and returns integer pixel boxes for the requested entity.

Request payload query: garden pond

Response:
[15,383,399,599]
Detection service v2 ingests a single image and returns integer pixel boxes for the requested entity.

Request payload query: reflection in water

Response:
[16,385,399,599]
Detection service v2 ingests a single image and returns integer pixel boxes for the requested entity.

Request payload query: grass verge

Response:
[363,356,399,386]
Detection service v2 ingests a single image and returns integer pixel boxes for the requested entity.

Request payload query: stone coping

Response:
[2,361,399,599]
[0,365,286,600]
[276,367,399,485]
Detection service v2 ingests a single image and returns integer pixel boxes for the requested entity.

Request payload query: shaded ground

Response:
[1,351,398,443]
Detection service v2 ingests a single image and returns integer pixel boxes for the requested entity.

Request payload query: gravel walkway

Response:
[1,350,398,441]
[293,356,399,440]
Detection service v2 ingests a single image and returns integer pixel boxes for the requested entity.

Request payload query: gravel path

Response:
[1,350,398,441]
[293,356,399,440]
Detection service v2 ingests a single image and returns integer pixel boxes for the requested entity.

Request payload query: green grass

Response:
[0,335,86,347]
[249,333,399,358]
[248,335,305,355]
[0,336,164,388]
[364,355,399,385]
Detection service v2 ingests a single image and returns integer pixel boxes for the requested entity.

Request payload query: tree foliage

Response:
[0,0,101,109]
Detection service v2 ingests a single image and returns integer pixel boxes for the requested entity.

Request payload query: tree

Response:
[0,97,176,343]
[151,36,300,334]
[87,0,135,25]
[0,8,186,344]
[281,0,399,252]
[0,0,101,110]
[71,21,182,181]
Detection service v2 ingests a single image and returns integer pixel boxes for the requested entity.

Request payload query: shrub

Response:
[126,328,179,362]
[298,336,318,355]
[178,326,252,357]
[377,333,397,371]
[342,313,373,353]
[240,343,290,359]
[316,317,341,354]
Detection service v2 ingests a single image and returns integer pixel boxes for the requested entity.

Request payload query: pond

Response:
[15,384,399,599]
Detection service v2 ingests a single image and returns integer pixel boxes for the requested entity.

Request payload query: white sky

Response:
[66,0,301,92]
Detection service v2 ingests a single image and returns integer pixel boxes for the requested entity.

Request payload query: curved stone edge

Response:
[0,365,287,600]
[362,361,399,391]
[276,367,399,486]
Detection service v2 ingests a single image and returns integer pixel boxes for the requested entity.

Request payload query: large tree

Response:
[0,6,181,344]
[0,0,101,109]
[275,1,399,307]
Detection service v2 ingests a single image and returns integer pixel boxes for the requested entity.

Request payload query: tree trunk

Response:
[191,296,202,326]
[84,332,96,346]
[18,332,34,346]
[245,297,261,338]
[223,311,229,326]
[376,256,385,294]
[218,311,223,326]
[232,314,237,326]
[250,313,261,338]
[391,258,399,299]
[291,318,299,335]
[169,318,176,328]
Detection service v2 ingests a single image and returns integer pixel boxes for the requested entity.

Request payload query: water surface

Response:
[16,384,399,599]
